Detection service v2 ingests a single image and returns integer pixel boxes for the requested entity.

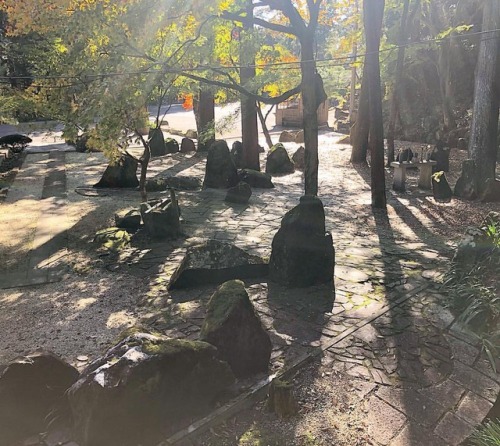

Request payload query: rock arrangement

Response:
[168,239,268,289]
[292,146,305,170]
[203,140,238,189]
[165,137,180,154]
[200,280,271,377]
[93,155,139,189]
[269,195,335,287]
[265,143,295,175]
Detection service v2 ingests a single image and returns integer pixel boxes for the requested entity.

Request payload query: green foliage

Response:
[470,419,500,446]
[444,215,500,372]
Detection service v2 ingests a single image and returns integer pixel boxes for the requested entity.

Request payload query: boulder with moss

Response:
[168,240,268,289]
[0,351,79,446]
[93,155,139,188]
[265,143,294,175]
[200,280,271,378]
[237,169,274,188]
[68,334,234,446]
[165,138,180,154]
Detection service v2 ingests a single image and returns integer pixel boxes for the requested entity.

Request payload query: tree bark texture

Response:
[240,0,260,170]
[364,0,387,209]
[350,61,370,163]
[458,0,500,195]
[387,0,411,166]
[301,34,320,196]
[193,87,215,151]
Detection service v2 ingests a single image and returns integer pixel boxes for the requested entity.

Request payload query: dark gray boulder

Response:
[203,140,238,189]
[237,169,274,188]
[269,195,335,287]
[114,209,141,230]
[432,171,453,202]
[165,137,180,154]
[93,155,139,188]
[225,181,252,204]
[0,351,79,446]
[230,140,244,168]
[180,137,196,153]
[292,146,305,170]
[265,143,294,175]
[68,334,234,446]
[168,240,268,290]
[148,127,167,156]
[146,175,201,192]
[200,280,271,378]
[140,191,181,239]
[0,133,32,152]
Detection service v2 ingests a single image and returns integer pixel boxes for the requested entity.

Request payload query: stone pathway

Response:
[0,136,498,446]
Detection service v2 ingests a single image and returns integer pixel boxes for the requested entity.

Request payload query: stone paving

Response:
[0,135,499,446]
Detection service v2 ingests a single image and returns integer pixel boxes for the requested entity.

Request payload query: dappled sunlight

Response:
[0,291,23,304]
[75,297,97,310]
[106,310,137,329]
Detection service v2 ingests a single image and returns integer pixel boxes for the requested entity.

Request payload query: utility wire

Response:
[0,28,498,85]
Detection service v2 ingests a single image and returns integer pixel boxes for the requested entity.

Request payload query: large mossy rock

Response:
[94,227,131,251]
[0,351,79,446]
[146,175,201,192]
[237,169,274,188]
[148,127,167,156]
[203,140,239,189]
[93,155,139,188]
[165,137,180,154]
[168,240,268,290]
[68,334,234,446]
[265,143,294,175]
[200,280,271,378]
[269,195,334,287]
[225,181,252,204]
[432,171,452,202]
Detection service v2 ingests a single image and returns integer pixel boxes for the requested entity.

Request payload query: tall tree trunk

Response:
[193,87,215,151]
[349,0,359,124]
[387,0,411,166]
[350,62,370,163]
[240,0,260,170]
[301,34,320,196]
[457,0,500,197]
[364,0,386,209]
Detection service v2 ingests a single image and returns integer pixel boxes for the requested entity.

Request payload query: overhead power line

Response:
[0,27,498,86]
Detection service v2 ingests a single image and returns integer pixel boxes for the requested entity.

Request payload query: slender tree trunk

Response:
[193,87,215,150]
[349,0,359,124]
[457,0,500,196]
[301,34,320,196]
[387,0,410,166]
[136,133,151,202]
[350,61,370,163]
[240,0,260,170]
[364,0,386,209]
[256,102,273,148]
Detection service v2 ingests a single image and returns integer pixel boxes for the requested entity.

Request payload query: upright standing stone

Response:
[94,155,139,188]
[432,171,453,202]
[180,137,196,153]
[200,280,271,378]
[203,140,238,189]
[269,195,334,287]
[265,143,295,175]
[231,141,244,168]
[148,127,167,157]
[292,146,305,170]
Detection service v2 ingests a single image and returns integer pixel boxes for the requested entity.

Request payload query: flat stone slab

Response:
[335,266,370,283]
[168,240,269,289]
